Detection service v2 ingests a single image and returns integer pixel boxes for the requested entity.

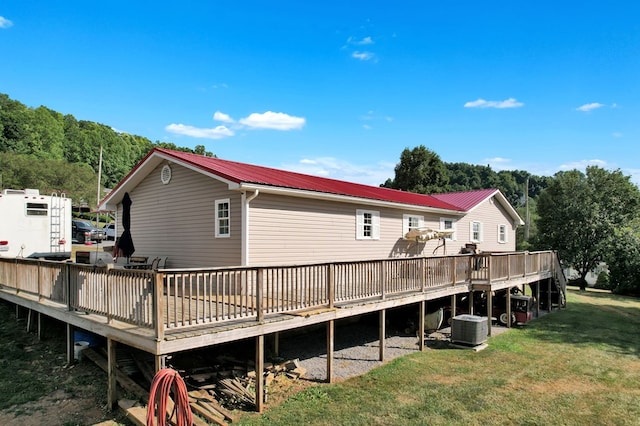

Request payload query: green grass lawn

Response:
[237,289,640,425]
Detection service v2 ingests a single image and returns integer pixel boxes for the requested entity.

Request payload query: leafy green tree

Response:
[29,106,65,159]
[536,166,640,290]
[382,145,449,194]
[606,223,640,295]
[0,94,30,153]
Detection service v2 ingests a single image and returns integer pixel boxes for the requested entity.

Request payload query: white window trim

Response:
[215,199,230,238]
[439,217,457,241]
[498,224,508,244]
[470,221,483,243]
[403,214,424,237]
[356,209,380,240]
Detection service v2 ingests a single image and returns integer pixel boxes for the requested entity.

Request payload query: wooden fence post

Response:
[37,260,43,302]
[380,260,386,300]
[328,264,335,308]
[153,272,165,342]
[257,269,264,322]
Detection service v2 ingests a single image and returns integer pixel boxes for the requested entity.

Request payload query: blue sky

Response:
[1,1,639,186]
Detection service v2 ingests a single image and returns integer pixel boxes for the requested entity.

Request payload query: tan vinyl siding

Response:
[247,193,447,265]
[455,196,517,253]
[118,163,241,268]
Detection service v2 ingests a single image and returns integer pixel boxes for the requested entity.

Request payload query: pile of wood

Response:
[82,346,306,424]
[184,357,307,410]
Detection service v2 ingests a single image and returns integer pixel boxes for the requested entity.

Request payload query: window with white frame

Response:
[498,224,508,244]
[470,221,483,243]
[403,214,424,236]
[356,209,380,240]
[215,199,230,237]
[439,217,457,240]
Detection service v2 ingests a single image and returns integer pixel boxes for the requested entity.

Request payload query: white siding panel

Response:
[118,163,242,268]
[455,196,517,253]
[248,194,448,265]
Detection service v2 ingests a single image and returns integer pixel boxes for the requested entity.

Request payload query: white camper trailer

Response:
[0,189,72,259]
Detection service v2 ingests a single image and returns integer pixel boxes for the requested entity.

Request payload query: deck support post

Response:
[255,335,264,413]
[547,278,552,312]
[536,281,540,318]
[469,291,474,315]
[486,292,493,336]
[418,301,425,351]
[37,312,42,340]
[154,355,166,372]
[66,323,75,364]
[26,309,35,333]
[107,338,118,410]
[273,332,280,357]
[379,309,386,361]
[326,320,334,383]
[506,289,512,328]
[451,295,457,321]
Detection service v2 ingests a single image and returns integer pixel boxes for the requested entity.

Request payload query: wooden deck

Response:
[0,250,566,411]
[0,251,564,355]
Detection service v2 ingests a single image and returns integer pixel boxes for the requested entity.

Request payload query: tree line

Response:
[384,146,640,296]
[0,93,211,207]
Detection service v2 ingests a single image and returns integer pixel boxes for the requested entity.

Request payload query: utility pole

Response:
[524,177,530,241]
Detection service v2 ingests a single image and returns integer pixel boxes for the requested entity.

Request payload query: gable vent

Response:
[161,165,172,185]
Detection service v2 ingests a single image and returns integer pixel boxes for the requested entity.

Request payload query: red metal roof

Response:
[154,148,462,211]
[431,189,499,211]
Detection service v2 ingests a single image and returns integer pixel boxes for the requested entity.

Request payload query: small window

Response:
[215,199,230,237]
[498,224,508,244]
[356,209,380,240]
[403,214,424,236]
[470,221,483,243]
[26,202,48,216]
[439,218,457,240]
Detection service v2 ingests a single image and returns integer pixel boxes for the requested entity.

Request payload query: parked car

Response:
[104,223,116,241]
[72,220,105,244]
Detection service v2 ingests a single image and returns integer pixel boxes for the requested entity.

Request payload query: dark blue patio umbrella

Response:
[117,192,135,258]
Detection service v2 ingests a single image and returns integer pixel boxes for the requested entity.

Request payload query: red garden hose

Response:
[147,368,193,426]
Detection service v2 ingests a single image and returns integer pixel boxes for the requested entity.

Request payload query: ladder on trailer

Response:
[49,192,66,252]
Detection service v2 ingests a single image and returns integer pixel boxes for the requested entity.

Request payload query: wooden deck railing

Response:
[0,251,558,338]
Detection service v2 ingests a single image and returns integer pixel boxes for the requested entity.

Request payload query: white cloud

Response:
[165,123,234,139]
[484,157,512,171]
[352,51,375,61]
[347,36,373,45]
[576,102,604,112]
[464,98,524,109]
[612,132,623,138]
[363,124,372,130]
[360,110,393,123]
[213,111,234,123]
[558,159,608,171]
[0,16,13,28]
[239,111,305,130]
[625,168,640,187]
[282,157,395,186]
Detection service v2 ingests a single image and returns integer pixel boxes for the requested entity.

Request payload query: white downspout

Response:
[241,190,260,266]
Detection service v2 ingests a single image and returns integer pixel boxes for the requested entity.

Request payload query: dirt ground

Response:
[0,389,109,426]
[0,304,510,425]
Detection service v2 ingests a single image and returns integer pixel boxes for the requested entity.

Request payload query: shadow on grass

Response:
[525,289,640,357]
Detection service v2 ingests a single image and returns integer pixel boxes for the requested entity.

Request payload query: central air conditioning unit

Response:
[451,315,488,346]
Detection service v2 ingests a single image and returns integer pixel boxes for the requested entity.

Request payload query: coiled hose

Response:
[147,368,193,426]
